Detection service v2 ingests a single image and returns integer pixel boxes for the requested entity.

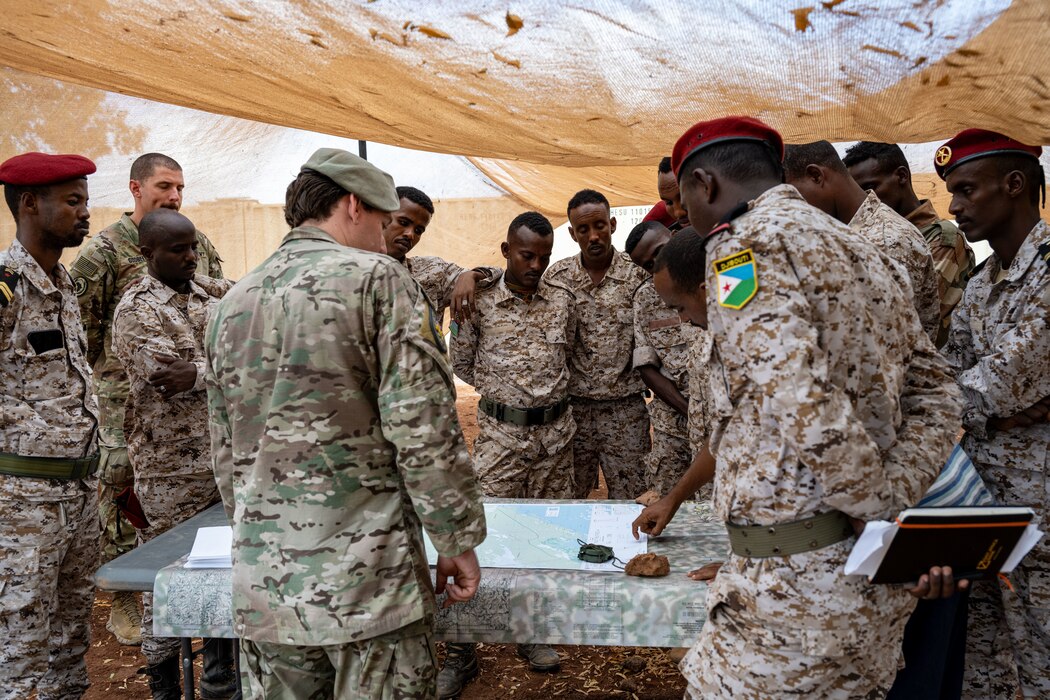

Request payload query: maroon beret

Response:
[671,116,785,178]
[642,201,676,227]
[0,152,96,186]
[934,129,1042,180]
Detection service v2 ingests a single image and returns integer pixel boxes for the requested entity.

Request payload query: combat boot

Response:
[106,590,142,645]
[200,637,240,699]
[517,643,561,672]
[436,642,478,699]
[144,656,181,700]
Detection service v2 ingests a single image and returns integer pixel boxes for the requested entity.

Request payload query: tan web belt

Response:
[479,396,569,427]
[0,452,100,480]
[726,510,854,558]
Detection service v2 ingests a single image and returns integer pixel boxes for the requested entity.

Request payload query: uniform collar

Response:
[494,272,549,304]
[140,272,209,304]
[992,219,1050,284]
[7,239,66,295]
[848,190,882,229]
[281,225,340,247]
[571,247,632,284]
[116,212,139,245]
[906,199,941,230]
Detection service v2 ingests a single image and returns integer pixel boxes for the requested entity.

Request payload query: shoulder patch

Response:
[0,265,20,307]
[73,276,88,297]
[712,248,759,310]
[419,303,447,353]
[1039,242,1050,269]
[71,255,101,280]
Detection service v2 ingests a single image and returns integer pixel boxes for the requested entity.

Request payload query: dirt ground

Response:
[83,387,688,699]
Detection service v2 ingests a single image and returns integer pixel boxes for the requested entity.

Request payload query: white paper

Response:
[1000,524,1045,573]
[843,520,897,577]
[184,525,233,569]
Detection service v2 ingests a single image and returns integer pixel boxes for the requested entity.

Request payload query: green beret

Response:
[300,148,399,212]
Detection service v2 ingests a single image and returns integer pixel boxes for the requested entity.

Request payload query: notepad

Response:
[184,525,233,569]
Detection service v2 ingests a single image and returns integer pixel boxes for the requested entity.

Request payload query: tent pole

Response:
[358,140,368,160]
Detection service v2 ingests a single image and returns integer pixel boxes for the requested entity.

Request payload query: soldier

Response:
[844,141,976,347]
[651,117,962,698]
[657,157,690,230]
[544,189,650,499]
[205,148,486,698]
[0,152,100,698]
[71,152,225,645]
[381,184,499,325]
[111,209,236,699]
[936,129,1050,699]
[441,211,574,696]
[784,140,941,342]
[624,220,701,496]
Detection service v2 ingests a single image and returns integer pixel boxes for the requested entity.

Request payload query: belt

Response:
[479,396,569,427]
[726,510,854,558]
[0,452,100,480]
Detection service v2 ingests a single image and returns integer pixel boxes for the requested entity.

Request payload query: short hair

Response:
[566,189,610,219]
[994,154,1046,207]
[283,170,347,227]
[653,227,707,290]
[678,141,784,188]
[4,184,43,219]
[139,209,194,248]
[625,220,663,255]
[658,157,672,174]
[508,211,553,238]
[396,185,434,214]
[782,141,847,180]
[130,153,182,182]
[842,141,909,174]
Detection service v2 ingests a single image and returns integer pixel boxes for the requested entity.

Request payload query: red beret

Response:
[642,201,676,227]
[671,116,785,178]
[934,129,1042,180]
[0,152,96,186]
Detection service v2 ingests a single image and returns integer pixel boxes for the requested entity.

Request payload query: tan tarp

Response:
[0,0,1048,218]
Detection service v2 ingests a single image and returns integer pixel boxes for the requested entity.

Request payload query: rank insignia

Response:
[1039,242,1050,269]
[420,303,446,353]
[713,248,758,310]
[0,265,20,308]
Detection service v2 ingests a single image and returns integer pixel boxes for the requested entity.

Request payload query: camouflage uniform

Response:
[687,332,715,458]
[906,199,976,348]
[71,213,223,563]
[544,250,650,499]
[850,191,941,342]
[681,185,962,698]
[112,273,231,665]
[451,275,576,499]
[401,255,500,323]
[205,226,486,695]
[0,240,100,699]
[944,220,1050,699]
[631,278,700,495]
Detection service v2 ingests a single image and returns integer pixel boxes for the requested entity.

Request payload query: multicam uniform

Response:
[0,240,99,699]
[205,226,486,697]
[631,278,700,495]
[849,191,941,342]
[451,275,576,499]
[544,250,650,499]
[681,186,962,698]
[944,220,1050,699]
[906,199,976,348]
[111,273,232,666]
[71,213,223,563]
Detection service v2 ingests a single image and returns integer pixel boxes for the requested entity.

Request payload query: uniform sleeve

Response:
[371,266,486,556]
[204,317,235,519]
[196,231,225,280]
[112,298,199,394]
[632,287,660,369]
[926,223,975,318]
[449,317,479,386]
[70,242,114,366]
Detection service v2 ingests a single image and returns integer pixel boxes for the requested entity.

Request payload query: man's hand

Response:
[687,561,723,581]
[989,396,1050,431]
[149,355,197,398]
[632,494,682,539]
[451,270,485,325]
[906,565,970,600]
[435,548,482,608]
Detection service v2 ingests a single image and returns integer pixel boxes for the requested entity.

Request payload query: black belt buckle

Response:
[74,454,100,479]
[524,407,545,426]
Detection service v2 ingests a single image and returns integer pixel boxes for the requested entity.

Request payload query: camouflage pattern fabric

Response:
[687,332,715,458]
[906,199,976,348]
[690,185,962,698]
[71,213,223,562]
[403,255,500,323]
[450,275,576,499]
[850,191,941,342]
[205,225,486,648]
[645,421,693,497]
[943,219,1050,699]
[569,395,650,499]
[239,618,436,700]
[0,240,100,699]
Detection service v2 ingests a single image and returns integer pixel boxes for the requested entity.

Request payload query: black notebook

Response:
[870,507,1035,584]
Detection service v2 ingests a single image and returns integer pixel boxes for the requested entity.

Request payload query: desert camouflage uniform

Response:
[681,185,962,699]
[112,273,231,665]
[906,199,976,348]
[687,332,715,458]
[205,226,486,695]
[544,250,650,499]
[71,213,223,563]
[850,191,941,341]
[944,220,1050,699]
[632,278,700,495]
[402,255,500,324]
[451,275,576,499]
[0,240,99,699]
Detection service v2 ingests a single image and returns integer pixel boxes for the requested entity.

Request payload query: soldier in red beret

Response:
[0,152,101,697]
[937,129,1050,699]
[657,157,690,230]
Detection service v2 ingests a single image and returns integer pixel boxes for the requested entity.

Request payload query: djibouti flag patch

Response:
[713,248,758,309]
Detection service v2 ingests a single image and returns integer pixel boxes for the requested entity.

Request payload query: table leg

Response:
[232,638,243,700]
[181,637,194,700]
